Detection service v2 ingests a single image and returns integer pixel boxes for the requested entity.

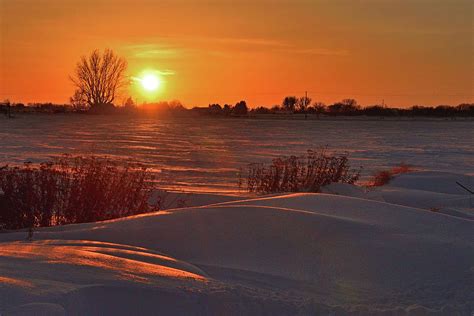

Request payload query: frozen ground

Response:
[0,114,473,193]
[0,171,472,315]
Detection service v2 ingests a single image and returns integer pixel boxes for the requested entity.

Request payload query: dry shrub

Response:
[370,163,414,187]
[371,170,393,187]
[242,149,361,194]
[0,155,160,230]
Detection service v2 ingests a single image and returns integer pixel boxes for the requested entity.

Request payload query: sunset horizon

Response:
[1,0,473,108]
[1,1,473,315]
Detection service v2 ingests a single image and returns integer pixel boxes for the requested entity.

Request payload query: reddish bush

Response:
[241,149,361,194]
[370,163,414,187]
[0,155,159,230]
[371,170,393,187]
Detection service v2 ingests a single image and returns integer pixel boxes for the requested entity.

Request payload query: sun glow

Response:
[132,70,165,101]
[141,74,160,91]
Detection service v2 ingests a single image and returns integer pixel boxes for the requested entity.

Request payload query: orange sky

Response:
[1,0,473,107]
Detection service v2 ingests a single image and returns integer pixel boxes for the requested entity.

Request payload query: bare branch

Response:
[69,49,128,109]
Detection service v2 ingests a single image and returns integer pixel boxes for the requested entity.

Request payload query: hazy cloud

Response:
[285,48,349,56]
[125,44,183,59]
[123,37,348,61]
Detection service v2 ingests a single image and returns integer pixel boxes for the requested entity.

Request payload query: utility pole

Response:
[6,100,12,118]
[304,91,308,119]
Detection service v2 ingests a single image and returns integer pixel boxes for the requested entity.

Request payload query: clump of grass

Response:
[370,170,393,187]
[241,149,361,194]
[370,163,414,187]
[0,155,160,230]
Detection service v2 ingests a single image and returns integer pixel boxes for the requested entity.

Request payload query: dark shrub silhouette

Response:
[0,155,159,230]
[233,100,248,115]
[457,103,474,116]
[363,105,397,116]
[252,106,272,114]
[241,149,361,194]
[282,96,297,112]
[208,103,223,115]
[223,104,232,115]
[0,99,12,118]
[328,99,360,115]
[311,102,326,118]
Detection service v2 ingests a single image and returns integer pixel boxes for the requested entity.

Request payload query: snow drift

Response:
[0,171,473,315]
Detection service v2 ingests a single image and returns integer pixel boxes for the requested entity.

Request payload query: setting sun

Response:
[0,1,472,314]
[141,74,160,91]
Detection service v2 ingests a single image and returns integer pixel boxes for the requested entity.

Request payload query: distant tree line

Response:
[0,101,73,114]
[197,97,473,118]
[192,100,249,116]
[2,98,473,118]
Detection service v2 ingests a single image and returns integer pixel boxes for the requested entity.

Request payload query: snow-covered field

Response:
[1,171,473,315]
[1,115,473,314]
[1,114,473,193]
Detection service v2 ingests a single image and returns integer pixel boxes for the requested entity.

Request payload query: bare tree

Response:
[282,96,297,112]
[124,96,136,108]
[70,49,127,109]
[69,90,88,111]
[1,99,12,118]
[312,102,326,119]
[297,96,312,112]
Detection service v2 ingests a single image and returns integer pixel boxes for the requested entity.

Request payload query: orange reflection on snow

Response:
[42,240,178,262]
[0,241,206,283]
[0,276,34,288]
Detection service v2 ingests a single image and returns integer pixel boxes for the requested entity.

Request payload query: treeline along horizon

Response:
[1,97,473,117]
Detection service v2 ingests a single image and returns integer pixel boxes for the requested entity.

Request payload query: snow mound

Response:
[319,171,473,217]
[4,303,66,316]
[1,171,473,315]
[388,171,473,195]
[320,182,370,199]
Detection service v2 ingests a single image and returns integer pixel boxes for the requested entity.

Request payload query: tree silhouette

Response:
[1,99,12,118]
[282,96,297,112]
[297,96,312,112]
[208,103,222,115]
[124,97,135,107]
[233,100,248,115]
[70,49,127,110]
[328,99,360,115]
[223,104,232,115]
[70,90,88,111]
[312,102,326,118]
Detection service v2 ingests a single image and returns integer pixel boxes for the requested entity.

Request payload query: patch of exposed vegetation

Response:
[240,149,361,194]
[369,163,414,187]
[0,155,160,230]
